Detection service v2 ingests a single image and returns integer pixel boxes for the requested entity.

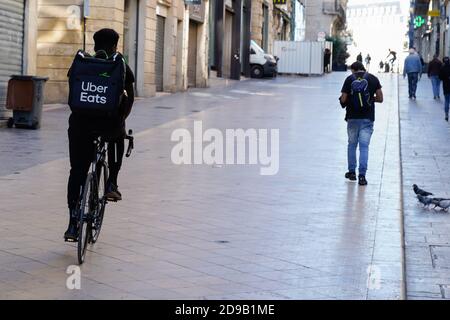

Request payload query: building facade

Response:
[0,0,211,107]
[304,0,348,41]
[0,0,342,112]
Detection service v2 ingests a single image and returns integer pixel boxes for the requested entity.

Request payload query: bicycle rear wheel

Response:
[78,173,95,265]
[91,162,108,244]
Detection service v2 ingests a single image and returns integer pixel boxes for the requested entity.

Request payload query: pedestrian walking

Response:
[379,60,384,72]
[428,54,443,99]
[324,48,332,73]
[403,48,423,100]
[339,61,384,186]
[357,52,363,63]
[439,57,450,122]
[365,54,372,71]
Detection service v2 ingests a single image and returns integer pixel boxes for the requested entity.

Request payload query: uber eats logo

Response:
[80,81,108,104]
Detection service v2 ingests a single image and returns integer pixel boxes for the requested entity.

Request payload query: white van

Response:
[250,40,278,78]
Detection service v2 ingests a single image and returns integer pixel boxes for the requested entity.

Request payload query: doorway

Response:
[155,15,165,92]
[188,21,198,87]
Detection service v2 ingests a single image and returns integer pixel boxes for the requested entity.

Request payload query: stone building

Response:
[304,0,348,41]
[272,0,294,42]
[0,0,210,107]
[250,0,274,53]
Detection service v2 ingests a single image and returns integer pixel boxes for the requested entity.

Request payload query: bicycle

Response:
[74,129,134,265]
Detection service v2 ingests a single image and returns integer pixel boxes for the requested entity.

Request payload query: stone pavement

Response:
[0,73,404,300]
[400,76,450,300]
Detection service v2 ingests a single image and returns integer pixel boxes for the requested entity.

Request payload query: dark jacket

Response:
[439,64,450,94]
[428,58,443,77]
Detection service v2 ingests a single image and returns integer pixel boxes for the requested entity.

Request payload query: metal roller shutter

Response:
[155,15,165,92]
[0,0,25,115]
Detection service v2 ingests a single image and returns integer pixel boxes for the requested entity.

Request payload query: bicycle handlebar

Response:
[125,129,134,158]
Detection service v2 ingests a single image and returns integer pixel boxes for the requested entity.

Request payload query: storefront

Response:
[0,0,25,118]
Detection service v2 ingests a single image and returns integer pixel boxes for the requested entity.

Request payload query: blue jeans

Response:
[347,119,374,177]
[407,72,419,97]
[431,75,441,98]
[445,94,450,114]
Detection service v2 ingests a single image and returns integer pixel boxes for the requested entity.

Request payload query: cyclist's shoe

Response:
[64,215,79,242]
[105,183,122,202]
[345,171,357,181]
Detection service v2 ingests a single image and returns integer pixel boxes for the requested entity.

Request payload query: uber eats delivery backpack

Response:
[350,73,371,109]
[68,50,126,117]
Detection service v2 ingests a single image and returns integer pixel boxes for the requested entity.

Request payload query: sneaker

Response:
[359,175,368,186]
[446,114,449,122]
[64,213,79,242]
[105,182,122,202]
[345,172,357,181]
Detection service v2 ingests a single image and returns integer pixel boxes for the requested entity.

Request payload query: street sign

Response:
[428,10,440,17]
[318,31,326,42]
[185,0,201,5]
[83,0,90,18]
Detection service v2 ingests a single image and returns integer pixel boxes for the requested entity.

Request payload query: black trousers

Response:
[67,117,125,210]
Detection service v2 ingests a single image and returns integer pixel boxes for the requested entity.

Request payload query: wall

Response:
[34,0,208,104]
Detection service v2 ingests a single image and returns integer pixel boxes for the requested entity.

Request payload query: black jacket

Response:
[439,64,450,95]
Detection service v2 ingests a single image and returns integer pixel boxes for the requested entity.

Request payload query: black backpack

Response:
[68,50,126,117]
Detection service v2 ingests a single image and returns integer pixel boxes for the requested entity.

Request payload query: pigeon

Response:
[417,194,433,207]
[431,198,450,211]
[413,184,433,197]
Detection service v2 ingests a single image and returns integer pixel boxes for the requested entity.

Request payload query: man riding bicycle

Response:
[65,29,135,241]
[387,49,397,68]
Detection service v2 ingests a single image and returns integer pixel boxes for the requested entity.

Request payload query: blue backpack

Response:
[350,73,371,109]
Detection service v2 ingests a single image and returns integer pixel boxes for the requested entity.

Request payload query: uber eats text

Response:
[80,82,108,104]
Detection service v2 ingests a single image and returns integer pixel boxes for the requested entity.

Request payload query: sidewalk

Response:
[0,73,404,300]
[400,76,450,299]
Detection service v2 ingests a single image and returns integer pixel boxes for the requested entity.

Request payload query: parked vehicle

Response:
[250,40,278,78]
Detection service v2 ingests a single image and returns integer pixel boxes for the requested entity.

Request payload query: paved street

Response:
[400,76,450,300]
[0,73,405,300]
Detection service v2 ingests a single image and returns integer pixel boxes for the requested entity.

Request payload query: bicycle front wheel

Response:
[78,173,95,265]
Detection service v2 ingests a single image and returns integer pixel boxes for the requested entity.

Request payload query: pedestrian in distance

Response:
[324,48,332,73]
[339,61,384,186]
[439,56,450,122]
[365,54,372,72]
[403,48,423,100]
[64,29,135,241]
[428,54,443,100]
[379,60,384,73]
[357,52,363,63]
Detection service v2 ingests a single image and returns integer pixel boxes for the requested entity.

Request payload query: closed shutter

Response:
[155,15,165,92]
[188,21,197,88]
[0,0,25,114]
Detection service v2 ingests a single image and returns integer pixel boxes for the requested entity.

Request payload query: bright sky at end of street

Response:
[347,0,411,71]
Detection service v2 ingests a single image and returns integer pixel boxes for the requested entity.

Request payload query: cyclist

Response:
[386,49,397,69]
[65,29,135,241]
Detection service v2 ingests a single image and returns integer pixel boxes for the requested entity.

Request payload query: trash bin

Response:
[6,75,49,130]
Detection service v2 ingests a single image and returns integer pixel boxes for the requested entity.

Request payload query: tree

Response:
[326,36,350,71]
